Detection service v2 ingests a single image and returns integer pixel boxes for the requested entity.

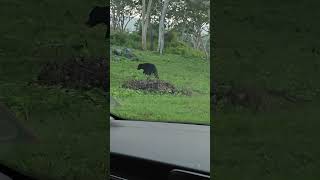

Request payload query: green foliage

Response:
[165,30,179,44]
[150,30,206,58]
[111,31,141,49]
[110,29,207,58]
[110,31,128,46]
[166,41,206,58]
[126,32,141,49]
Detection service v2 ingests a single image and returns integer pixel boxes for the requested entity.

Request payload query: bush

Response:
[165,30,179,45]
[110,30,206,58]
[126,32,140,49]
[166,41,206,58]
[111,31,140,49]
[110,31,128,46]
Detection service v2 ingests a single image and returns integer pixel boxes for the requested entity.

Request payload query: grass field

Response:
[213,0,320,179]
[0,0,108,180]
[110,48,210,124]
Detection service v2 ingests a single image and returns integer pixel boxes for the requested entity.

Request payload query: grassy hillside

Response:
[214,1,320,179]
[0,0,108,180]
[111,47,210,124]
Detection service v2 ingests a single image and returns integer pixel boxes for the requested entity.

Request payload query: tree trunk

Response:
[111,8,117,31]
[192,26,202,50]
[157,0,170,55]
[200,35,209,60]
[120,14,124,32]
[150,28,154,50]
[141,0,153,50]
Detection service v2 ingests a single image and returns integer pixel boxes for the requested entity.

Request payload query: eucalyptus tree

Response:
[157,0,171,55]
[141,0,153,50]
[110,0,139,32]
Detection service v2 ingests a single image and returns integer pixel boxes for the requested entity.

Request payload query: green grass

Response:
[213,101,320,180]
[213,0,320,179]
[0,0,108,179]
[111,49,210,124]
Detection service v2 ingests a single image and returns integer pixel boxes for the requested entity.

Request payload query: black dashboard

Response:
[110,119,210,180]
[110,153,210,180]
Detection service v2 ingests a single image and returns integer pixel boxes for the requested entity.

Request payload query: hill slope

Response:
[111,47,210,124]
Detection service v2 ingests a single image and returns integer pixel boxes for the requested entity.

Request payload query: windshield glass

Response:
[110,0,210,125]
[0,1,108,179]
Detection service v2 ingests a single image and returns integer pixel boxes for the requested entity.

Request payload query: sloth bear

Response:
[86,6,109,39]
[137,63,159,79]
[86,6,109,27]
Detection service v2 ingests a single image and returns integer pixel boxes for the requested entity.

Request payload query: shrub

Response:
[111,31,141,49]
[110,31,128,46]
[166,41,206,58]
[126,32,141,49]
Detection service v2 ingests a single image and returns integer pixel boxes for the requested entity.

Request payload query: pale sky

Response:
[123,17,209,36]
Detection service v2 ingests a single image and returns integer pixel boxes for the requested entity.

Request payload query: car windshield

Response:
[0,1,108,180]
[110,0,210,125]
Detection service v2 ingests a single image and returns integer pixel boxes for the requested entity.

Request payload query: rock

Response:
[123,48,133,58]
[123,48,132,54]
[113,48,122,56]
[123,48,139,60]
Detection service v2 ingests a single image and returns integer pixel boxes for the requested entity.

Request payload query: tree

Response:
[157,0,210,59]
[157,0,170,55]
[110,0,139,32]
[141,0,153,50]
[183,0,210,59]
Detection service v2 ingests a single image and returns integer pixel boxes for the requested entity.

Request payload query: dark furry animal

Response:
[137,63,159,78]
[86,6,109,27]
[86,6,109,39]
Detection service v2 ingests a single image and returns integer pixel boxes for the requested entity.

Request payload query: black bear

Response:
[86,6,109,27]
[86,6,109,39]
[137,63,159,79]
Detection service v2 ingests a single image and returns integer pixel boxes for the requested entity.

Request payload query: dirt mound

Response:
[212,81,310,112]
[34,57,108,91]
[122,79,191,95]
